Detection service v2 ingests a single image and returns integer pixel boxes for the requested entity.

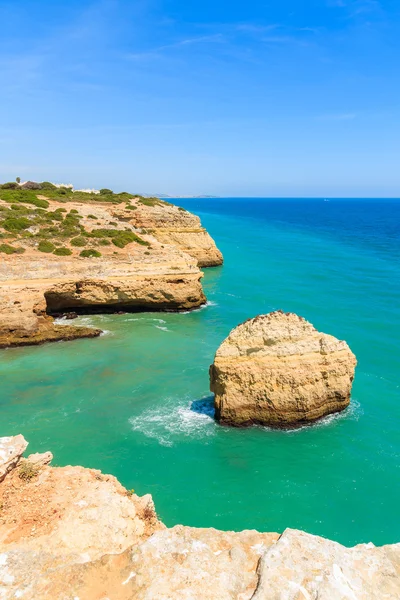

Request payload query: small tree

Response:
[16,177,21,184]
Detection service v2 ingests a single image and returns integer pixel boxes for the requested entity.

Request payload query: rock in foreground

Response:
[0,435,399,599]
[210,311,357,427]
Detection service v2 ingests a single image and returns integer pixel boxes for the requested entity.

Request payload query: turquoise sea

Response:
[1,198,399,547]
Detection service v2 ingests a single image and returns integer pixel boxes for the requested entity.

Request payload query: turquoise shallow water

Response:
[1,198,399,547]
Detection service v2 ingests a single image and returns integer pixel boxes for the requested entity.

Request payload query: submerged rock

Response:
[210,311,357,427]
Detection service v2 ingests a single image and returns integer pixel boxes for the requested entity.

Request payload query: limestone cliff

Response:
[0,187,219,347]
[112,198,223,267]
[210,311,357,427]
[0,435,399,599]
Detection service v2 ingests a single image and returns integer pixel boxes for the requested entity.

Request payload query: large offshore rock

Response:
[210,311,357,427]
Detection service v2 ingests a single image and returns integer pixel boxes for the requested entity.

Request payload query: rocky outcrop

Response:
[210,311,357,427]
[0,435,399,599]
[0,192,214,347]
[0,435,28,482]
[113,199,223,267]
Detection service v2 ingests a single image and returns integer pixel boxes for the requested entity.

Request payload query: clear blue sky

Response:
[1,0,399,196]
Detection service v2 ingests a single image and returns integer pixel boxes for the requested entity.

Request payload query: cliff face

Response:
[113,198,223,267]
[0,189,218,347]
[0,435,399,600]
[210,311,357,427]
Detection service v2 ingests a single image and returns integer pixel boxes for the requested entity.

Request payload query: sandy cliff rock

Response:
[0,435,399,599]
[0,193,215,347]
[113,199,223,267]
[0,436,27,482]
[210,311,357,427]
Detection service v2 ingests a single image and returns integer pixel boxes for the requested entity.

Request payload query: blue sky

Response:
[0,0,399,196]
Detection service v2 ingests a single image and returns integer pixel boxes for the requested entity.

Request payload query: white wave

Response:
[53,316,68,325]
[129,398,215,447]
[100,329,113,337]
[180,300,218,315]
[155,325,170,332]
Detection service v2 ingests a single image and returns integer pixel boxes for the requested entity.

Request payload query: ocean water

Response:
[1,198,399,547]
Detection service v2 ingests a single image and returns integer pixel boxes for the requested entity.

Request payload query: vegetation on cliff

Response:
[0,183,158,257]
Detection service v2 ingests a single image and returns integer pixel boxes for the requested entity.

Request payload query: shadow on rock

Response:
[190,396,215,419]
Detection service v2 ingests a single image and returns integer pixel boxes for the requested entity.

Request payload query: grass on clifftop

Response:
[0,182,155,257]
[0,183,171,207]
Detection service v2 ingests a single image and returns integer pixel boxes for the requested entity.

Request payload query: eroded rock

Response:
[0,435,399,599]
[210,311,357,427]
[0,436,28,483]
[114,199,224,267]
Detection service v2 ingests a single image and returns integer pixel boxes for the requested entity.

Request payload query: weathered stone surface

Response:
[0,194,219,348]
[0,436,399,599]
[127,526,279,600]
[252,528,400,600]
[0,436,28,483]
[26,452,53,466]
[114,199,223,267]
[210,311,357,427]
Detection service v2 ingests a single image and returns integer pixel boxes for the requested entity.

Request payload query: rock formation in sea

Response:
[210,311,357,427]
[0,186,222,348]
[0,435,398,599]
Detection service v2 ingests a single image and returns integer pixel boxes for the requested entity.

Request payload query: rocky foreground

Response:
[210,311,357,427]
[0,435,399,599]
[0,185,222,347]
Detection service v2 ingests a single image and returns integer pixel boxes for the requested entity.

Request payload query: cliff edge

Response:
[0,185,222,347]
[0,435,399,599]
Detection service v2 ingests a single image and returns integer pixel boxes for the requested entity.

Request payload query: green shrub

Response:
[70,236,86,247]
[69,209,79,214]
[137,196,169,207]
[88,214,97,219]
[38,240,55,253]
[80,249,101,258]
[10,204,29,212]
[100,188,113,195]
[54,247,72,256]
[3,216,31,232]
[125,204,137,210]
[0,243,25,254]
[1,182,18,189]
[40,181,56,189]
[111,230,149,248]
[178,207,187,212]
[20,196,49,209]
[18,460,39,481]
[98,239,111,246]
